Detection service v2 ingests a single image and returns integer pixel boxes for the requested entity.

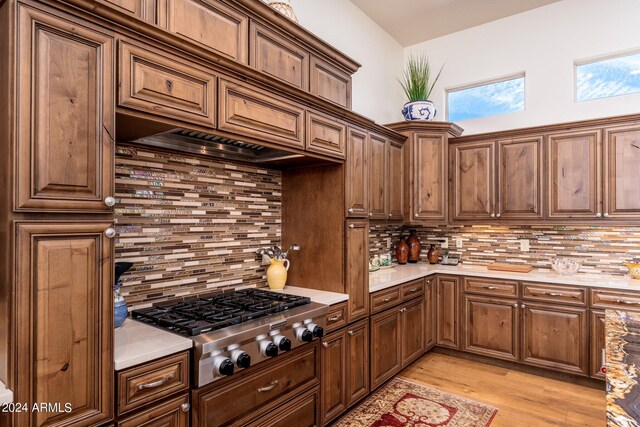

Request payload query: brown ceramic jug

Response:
[407,230,421,263]
[427,244,439,264]
[395,237,409,265]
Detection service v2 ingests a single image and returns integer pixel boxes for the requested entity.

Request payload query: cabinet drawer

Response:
[325,302,348,333]
[370,287,402,314]
[218,78,304,149]
[310,56,351,108]
[117,351,190,415]
[464,277,518,297]
[194,345,319,427]
[119,41,216,126]
[401,279,424,301]
[306,110,347,158]
[117,394,189,427]
[591,289,640,309]
[247,387,320,427]
[522,283,586,306]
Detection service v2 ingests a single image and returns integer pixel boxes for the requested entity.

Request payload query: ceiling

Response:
[350,0,561,46]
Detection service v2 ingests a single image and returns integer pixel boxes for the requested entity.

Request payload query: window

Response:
[576,51,640,102]
[447,75,525,122]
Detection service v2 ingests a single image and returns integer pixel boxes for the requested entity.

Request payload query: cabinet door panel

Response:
[117,394,189,427]
[388,141,405,220]
[451,142,495,220]
[521,303,588,376]
[497,137,543,219]
[370,309,401,390]
[310,56,351,108]
[604,124,640,219]
[100,0,158,23]
[346,320,369,407]
[16,4,114,212]
[547,130,601,218]
[345,221,369,322]
[368,134,387,219]
[590,310,606,380]
[413,134,447,221]
[306,111,346,159]
[401,298,425,367]
[424,276,436,350]
[436,276,460,349]
[345,128,369,217]
[321,330,346,424]
[15,222,114,427]
[463,295,519,361]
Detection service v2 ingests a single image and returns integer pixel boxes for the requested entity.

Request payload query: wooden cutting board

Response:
[487,263,533,273]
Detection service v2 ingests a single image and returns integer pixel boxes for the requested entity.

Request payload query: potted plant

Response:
[400,54,443,121]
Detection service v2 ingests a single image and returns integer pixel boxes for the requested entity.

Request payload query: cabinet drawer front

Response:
[119,41,216,126]
[310,56,351,108]
[306,111,346,158]
[250,22,309,90]
[325,302,348,333]
[219,78,304,149]
[370,287,402,314]
[117,351,190,415]
[464,277,518,297]
[248,387,319,427]
[522,283,586,306]
[100,0,157,23]
[117,394,189,427]
[196,346,318,426]
[591,289,640,309]
[401,279,424,301]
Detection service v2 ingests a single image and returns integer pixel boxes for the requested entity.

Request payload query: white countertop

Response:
[114,318,193,371]
[275,286,349,305]
[369,263,640,293]
[0,381,12,404]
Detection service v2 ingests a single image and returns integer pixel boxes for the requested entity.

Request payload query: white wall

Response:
[289,0,405,124]
[405,0,640,135]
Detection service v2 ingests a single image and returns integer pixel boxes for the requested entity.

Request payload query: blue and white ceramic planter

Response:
[114,299,128,328]
[402,100,436,121]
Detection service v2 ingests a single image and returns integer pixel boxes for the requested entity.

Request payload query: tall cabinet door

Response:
[401,298,426,366]
[497,137,544,219]
[368,133,387,219]
[345,128,369,217]
[16,4,115,212]
[320,329,347,424]
[604,124,640,219]
[15,223,114,427]
[387,141,405,220]
[413,134,447,221]
[345,220,369,322]
[547,130,601,219]
[436,276,460,349]
[451,141,495,221]
[346,320,370,407]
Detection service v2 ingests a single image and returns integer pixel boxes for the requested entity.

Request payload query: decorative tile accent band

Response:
[369,223,640,277]
[114,144,281,309]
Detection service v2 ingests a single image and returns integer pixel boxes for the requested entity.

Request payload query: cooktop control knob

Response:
[259,340,279,357]
[213,356,234,376]
[231,350,251,369]
[295,327,313,343]
[307,323,324,338]
[273,335,292,352]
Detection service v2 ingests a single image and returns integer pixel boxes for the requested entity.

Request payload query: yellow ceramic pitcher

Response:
[624,263,640,280]
[267,258,290,290]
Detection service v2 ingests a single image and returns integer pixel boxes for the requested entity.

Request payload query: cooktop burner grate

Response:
[131,289,311,336]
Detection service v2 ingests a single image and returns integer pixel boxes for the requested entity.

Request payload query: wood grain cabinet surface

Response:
[247,387,320,427]
[305,110,346,159]
[320,329,347,424]
[604,124,640,219]
[310,56,352,108]
[16,3,115,213]
[412,133,448,222]
[345,220,369,322]
[346,320,370,408]
[590,310,606,380]
[368,133,387,220]
[387,140,405,220]
[345,127,369,217]
[436,276,460,349]
[99,0,158,23]
[451,141,495,221]
[117,394,189,427]
[424,276,437,351]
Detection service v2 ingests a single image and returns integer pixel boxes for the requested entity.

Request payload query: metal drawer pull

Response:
[258,380,279,392]
[137,373,175,390]
[328,314,342,321]
[407,288,419,293]
[544,292,564,297]
[181,403,190,413]
[484,286,498,290]
[616,299,638,305]
[382,298,391,302]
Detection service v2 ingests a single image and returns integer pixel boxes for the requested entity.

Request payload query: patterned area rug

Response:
[333,378,497,427]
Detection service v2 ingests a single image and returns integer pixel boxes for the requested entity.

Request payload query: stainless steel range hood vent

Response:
[134,128,306,165]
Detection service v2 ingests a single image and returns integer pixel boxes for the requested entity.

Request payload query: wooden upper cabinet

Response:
[305,110,346,159]
[368,133,387,220]
[547,129,601,219]
[99,0,158,23]
[387,141,405,220]
[604,124,640,219]
[16,4,115,213]
[218,78,304,149]
[162,0,248,63]
[345,220,369,323]
[118,41,217,127]
[345,127,369,217]
[451,141,495,221]
[413,133,447,222]
[15,222,114,427]
[310,56,352,109]
[497,136,543,219]
[250,22,309,90]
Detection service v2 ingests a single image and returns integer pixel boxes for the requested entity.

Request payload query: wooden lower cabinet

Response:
[436,276,460,349]
[346,320,370,407]
[463,295,519,361]
[521,302,589,376]
[590,310,606,380]
[248,387,320,427]
[320,329,347,424]
[401,298,426,366]
[117,394,189,427]
[370,307,402,390]
[424,277,436,350]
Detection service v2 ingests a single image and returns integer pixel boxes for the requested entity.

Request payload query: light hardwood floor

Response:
[398,352,606,427]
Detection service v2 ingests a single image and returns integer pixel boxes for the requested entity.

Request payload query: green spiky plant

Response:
[399,54,443,102]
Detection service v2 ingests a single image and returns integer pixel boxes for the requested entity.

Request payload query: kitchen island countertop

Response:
[0,381,12,404]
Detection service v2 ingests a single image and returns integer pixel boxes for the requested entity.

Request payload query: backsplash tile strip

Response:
[115,144,280,309]
[369,223,640,277]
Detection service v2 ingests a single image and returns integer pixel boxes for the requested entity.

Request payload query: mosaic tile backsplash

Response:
[369,223,640,277]
[114,144,281,309]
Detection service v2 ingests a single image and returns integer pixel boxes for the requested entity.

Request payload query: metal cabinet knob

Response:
[181,403,190,413]
[496,213,501,218]
[348,208,354,214]
[414,213,419,218]
[104,196,116,207]
[595,212,602,218]
[388,213,392,217]
[603,213,609,218]
[369,212,373,217]
[490,213,495,218]
[348,224,355,229]
[513,303,518,308]
[348,330,354,335]
[521,304,526,309]
[105,228,116,238]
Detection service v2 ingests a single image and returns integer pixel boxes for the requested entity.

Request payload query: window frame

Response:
[574,49,640,102]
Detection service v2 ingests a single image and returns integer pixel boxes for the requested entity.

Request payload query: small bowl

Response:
[550,257,581,275]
